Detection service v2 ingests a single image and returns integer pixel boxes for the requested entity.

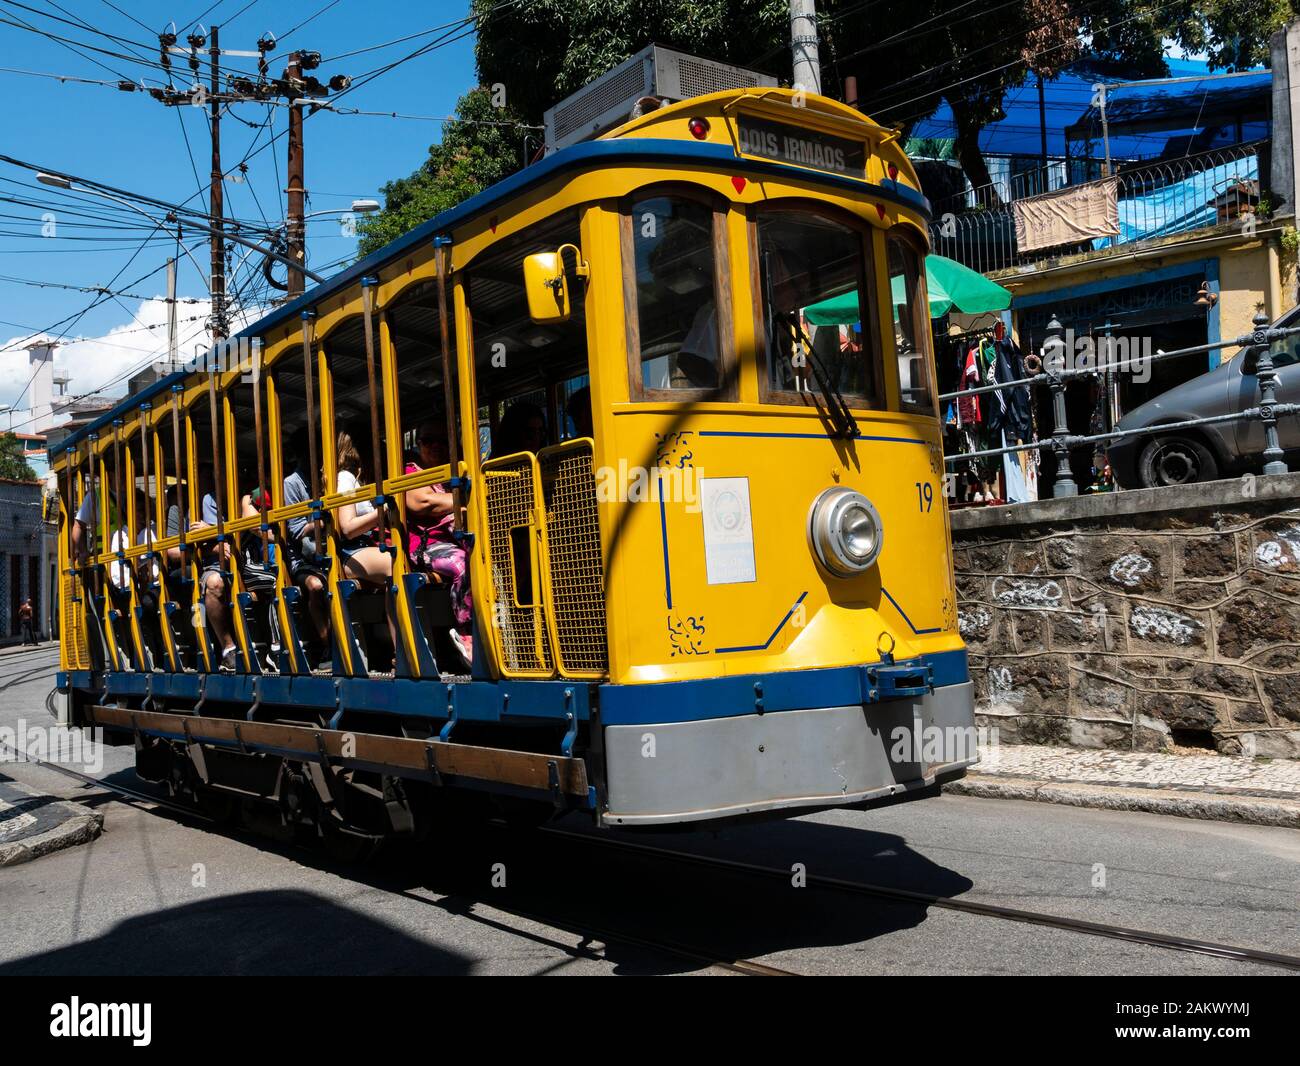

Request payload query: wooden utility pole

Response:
[208,25,226,340]
[286,52,306,298]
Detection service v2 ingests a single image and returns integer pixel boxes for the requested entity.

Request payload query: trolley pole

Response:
[790,0,821,95]
[286,52,306,298]
[209,25,226,341]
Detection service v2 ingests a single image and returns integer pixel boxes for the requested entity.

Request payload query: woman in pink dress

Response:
[405,422,472,668]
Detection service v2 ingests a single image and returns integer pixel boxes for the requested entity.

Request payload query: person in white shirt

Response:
[71,482,101,566]
[334,427,397,670]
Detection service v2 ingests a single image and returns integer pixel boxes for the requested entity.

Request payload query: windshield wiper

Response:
[781,315,861,440]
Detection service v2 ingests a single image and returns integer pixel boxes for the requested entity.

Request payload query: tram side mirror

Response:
[523,243,589,324]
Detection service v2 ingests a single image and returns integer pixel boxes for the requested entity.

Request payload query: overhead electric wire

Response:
[859,0,1179,126]
[97,0,154,37]
[278,0,342,43]
[0,235,177,360]
[0,272,202,302]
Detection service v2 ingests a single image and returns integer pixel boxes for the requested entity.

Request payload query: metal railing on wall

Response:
[930,142,1263,275]
[939,312,1300,499]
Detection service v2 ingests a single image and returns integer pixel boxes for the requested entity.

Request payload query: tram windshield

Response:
[755,210,879,406]
[628,194,723,395]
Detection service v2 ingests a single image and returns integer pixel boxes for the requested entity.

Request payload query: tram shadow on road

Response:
[380,812,976,975]
[0,889,475,976]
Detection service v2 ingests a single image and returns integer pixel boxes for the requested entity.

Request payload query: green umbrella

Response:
[803,253,1011,324]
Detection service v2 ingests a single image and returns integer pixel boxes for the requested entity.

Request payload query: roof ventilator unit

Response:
[543,44,777,153]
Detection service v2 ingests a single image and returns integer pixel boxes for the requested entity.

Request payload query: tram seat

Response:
[346,585,395,673]
[163,568,197,667]
[410,577,461,673]
[236,589,278,668]
[133,576,168,669]
[106,583,141,669]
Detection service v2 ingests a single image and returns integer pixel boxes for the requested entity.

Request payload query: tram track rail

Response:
[538,827,1300,974]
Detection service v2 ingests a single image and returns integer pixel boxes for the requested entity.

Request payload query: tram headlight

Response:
[807,487,883,577]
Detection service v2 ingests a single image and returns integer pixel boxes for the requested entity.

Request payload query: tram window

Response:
[755,210,880,406]
[888,235,933,410]
[467,211,590,455]
[627,194,724,395]
[382,280,461,479]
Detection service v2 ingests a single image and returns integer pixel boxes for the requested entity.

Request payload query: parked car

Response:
[1108,307,1300,488]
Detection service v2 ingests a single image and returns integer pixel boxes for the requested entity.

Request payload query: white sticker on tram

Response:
[699,477,757,586]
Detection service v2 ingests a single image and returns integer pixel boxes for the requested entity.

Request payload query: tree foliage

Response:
[356,88,532,257]
[0,433,38,481]
[357,0,1288,246]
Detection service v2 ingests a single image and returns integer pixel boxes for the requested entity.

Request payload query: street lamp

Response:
[301,200,381,222]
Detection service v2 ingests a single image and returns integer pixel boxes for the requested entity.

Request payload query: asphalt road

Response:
[1,644,1297,976]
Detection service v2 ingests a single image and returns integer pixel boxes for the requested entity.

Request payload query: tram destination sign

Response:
[736,115,867,178]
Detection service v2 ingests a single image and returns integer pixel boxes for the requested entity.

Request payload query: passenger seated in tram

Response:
[192,469,277,672]
[118,489,166,668]
[197,463,220,525]
[71,492,93,565]
[490,401,546,459]
[566,386,593,440]
[406,421,472,670]
[282,427,331,662]
[333,427,399,668]
[237,477,278,601]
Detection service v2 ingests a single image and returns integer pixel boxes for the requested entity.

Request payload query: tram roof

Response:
[60,106,930,455]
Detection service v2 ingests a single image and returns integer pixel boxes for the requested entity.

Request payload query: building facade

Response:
[0,478,51,644]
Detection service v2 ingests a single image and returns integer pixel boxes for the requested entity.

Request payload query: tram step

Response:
[87,704,590,799]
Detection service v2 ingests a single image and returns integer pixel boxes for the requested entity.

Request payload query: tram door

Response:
[467,211,608,679]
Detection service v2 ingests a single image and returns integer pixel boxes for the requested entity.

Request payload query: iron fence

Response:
[930,142,1263,275]
[940,312,1300,499]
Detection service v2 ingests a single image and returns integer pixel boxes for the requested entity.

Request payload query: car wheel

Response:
[1137,435,1219,487]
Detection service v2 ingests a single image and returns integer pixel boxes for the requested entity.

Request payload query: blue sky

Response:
[0,0,479,424]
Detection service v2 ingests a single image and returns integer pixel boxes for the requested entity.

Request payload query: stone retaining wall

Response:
[950,473,1300,758]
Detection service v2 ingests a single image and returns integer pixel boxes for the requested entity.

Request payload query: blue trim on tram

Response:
[880,587,944,635]
[58,137,931,455]
[65,648,968,730]
[597,648,969,725]
[657,472,673,610]
[716,591,809,654]
[699,430,928,444]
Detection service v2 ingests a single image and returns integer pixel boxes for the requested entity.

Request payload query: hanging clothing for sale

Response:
[984,338,1032,442]
[957,345,982,425]
[1000,431,1033,504]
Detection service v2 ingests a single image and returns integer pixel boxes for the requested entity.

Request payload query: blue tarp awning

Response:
[1093,153,1259,248]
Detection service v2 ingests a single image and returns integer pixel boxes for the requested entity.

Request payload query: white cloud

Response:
[0,295,267,430]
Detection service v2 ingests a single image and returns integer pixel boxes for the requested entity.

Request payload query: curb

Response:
[0,780,104,868]
[945,773,1300,830]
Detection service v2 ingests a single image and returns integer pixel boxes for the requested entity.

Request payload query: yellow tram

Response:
[54,85,975,831]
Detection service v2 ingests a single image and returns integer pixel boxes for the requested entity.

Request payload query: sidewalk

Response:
[0,776,102,867]
[947,743,1300,829]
